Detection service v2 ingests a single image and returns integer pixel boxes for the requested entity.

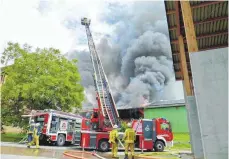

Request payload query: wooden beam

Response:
[166,1,225,15]
[166,10,176,15]
[171,31,228,44]
[191,1,224,9]
[199,44,228,51]
[175,70,192,77]
[194,16,228,25]
[175,71,192,78]
[169,26,177,30]
[178,35,192,95]
[174,1,181,36]
[169,16,228,30]
[174,61,190,65]
[169,1,193,95]
[172,44,228,54]
[196,31,228,39]
[180,1,199,52]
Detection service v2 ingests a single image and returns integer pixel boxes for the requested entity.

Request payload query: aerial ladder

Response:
[81,17,120,130]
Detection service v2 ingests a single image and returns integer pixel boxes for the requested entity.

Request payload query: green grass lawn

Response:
[173,133,190,142]
[1,133,26,142]
[169,133,191,150]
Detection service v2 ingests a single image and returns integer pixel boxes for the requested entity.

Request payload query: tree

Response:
[1,42,84,127]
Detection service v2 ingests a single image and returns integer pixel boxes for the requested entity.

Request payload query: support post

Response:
[180,1,199,52]
[178,35,192,96]
[174,1,193,96]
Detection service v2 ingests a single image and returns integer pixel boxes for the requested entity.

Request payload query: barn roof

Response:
[117,99,185,110]
[164,1,228,80]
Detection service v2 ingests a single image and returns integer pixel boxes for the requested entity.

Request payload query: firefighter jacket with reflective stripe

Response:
[123,128,136,144]
[27,125,35,134]
[109,129,119,143]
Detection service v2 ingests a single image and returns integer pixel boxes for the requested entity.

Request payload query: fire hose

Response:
[63,150,176,159]
[63,150,107,159]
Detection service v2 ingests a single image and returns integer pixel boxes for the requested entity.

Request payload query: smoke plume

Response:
[67,1,182,109]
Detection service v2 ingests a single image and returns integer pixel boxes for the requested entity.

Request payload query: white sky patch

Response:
[0,0,73,53]
[0,0,116,56]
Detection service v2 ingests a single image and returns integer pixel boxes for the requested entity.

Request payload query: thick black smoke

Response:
[67,1,179,108]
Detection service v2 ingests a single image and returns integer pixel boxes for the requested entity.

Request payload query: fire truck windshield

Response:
[160,122,171,132]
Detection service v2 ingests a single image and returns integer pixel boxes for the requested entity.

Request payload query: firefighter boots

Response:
[124,154,128,159]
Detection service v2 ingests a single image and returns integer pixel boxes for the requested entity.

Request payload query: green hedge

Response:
[1,133,26,142]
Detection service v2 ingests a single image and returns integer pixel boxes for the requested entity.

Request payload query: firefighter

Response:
[109,124,119,158]
[27,123,41,149]
[123,122,136,159]
[27,119,35,143]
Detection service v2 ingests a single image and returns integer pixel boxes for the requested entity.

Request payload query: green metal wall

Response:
[144,106,189,133]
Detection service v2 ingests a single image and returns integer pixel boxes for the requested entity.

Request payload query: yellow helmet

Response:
[113,125,118,129]
[127,123,132,127]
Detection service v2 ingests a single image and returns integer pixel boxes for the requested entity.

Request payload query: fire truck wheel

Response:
[154,140,164,152]
[57,134,66,146]
[98,139,109,152]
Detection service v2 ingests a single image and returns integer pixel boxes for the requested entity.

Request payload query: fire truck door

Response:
[89,134,97,148]
[142,119,153,150]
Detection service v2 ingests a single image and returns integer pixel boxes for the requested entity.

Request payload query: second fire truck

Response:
[27,109,82,146]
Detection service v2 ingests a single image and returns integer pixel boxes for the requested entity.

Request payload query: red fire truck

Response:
[77,114,173,152]
[27,109,82,146]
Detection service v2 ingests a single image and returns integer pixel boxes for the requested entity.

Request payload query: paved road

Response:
[0,142,193,159]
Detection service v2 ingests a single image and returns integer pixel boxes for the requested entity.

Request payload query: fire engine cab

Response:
[28,109,82,146]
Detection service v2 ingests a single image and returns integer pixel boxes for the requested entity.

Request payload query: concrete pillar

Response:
[183,83,204,159]
[189,48,228,159]
[186,96,204,159]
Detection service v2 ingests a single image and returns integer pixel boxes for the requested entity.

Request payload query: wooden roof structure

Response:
[164,1,228,95]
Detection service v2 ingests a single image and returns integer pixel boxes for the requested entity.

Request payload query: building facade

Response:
[117,99,189,133]
[144,103,189,133]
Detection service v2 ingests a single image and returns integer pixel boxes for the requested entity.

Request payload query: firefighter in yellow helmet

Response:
[27,123,41,149]
[109,124,119,158]
[123,122,136,159]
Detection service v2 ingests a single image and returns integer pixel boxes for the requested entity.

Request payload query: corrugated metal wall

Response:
[144,106,189,133]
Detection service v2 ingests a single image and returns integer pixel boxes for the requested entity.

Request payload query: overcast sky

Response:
[0,0,184,107]
[0,0,122,53]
